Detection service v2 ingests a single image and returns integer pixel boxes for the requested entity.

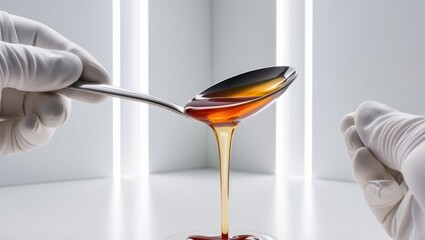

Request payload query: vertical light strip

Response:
[304,0,313,180]
[139,0,150,178]
[275,0,285,178]
[275,3,288,235]
[112,0,121,179]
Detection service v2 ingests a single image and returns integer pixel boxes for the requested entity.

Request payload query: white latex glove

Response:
[340,101,425,240]
[0,11,110,156]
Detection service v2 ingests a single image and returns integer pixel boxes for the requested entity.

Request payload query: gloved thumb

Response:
[364,180,404,217]
[352,147,409,237]
[0,41,82,91]
[364,180,414,239]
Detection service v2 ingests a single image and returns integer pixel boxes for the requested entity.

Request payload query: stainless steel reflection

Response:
[67,66,297,118]
[68,80,186,117]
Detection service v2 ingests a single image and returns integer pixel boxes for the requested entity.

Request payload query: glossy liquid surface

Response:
[183,67,293,240]
[185,76,285,126]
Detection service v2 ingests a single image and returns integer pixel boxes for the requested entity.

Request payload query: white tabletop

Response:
[0,169,391,240]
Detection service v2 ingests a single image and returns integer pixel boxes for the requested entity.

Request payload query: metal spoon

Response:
[67,66,297,118]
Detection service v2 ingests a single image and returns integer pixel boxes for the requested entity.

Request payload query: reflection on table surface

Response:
[0,169,390,240]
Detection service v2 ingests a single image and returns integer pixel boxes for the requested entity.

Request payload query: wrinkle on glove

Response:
[0,42,82,91]
[341,101,425,240]
[0,11,108,156]
[0,91,71,156]
[355,102,425,172]
[0,115,53,156]
[0,11,110,103]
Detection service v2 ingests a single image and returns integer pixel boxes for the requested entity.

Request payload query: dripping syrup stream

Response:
[212,125,236,239]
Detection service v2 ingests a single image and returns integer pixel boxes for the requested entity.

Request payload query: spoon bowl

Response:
[184,66,297,126]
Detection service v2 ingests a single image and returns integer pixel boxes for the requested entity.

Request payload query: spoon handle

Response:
[67,80,186,117]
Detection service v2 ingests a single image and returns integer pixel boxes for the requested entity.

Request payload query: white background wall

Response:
[0,0,113,186]
[313,1,425,181]
[148,0,211,173]
[209,0,277,173]
[148,0,280,174]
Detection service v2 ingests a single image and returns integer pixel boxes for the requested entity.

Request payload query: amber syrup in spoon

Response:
[183,67,296,240]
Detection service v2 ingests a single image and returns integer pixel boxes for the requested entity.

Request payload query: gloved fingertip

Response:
[40,95,70,128]
[19,114,40,136]
[24,93,71,128]
[82,59,111,84]
[71,48,111,85]
[352,147,396,186]
[340,112,355,134]
[353,147,373,161]
[344,126,364,157]
[40,101,68,128]
[59,49,110,102]
[16,114,54,150]
[52,51,83,87]
[355,101,397,131]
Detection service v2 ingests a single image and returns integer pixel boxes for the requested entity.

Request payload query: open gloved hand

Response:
[340,101,425,240]
[0,11,110,156]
